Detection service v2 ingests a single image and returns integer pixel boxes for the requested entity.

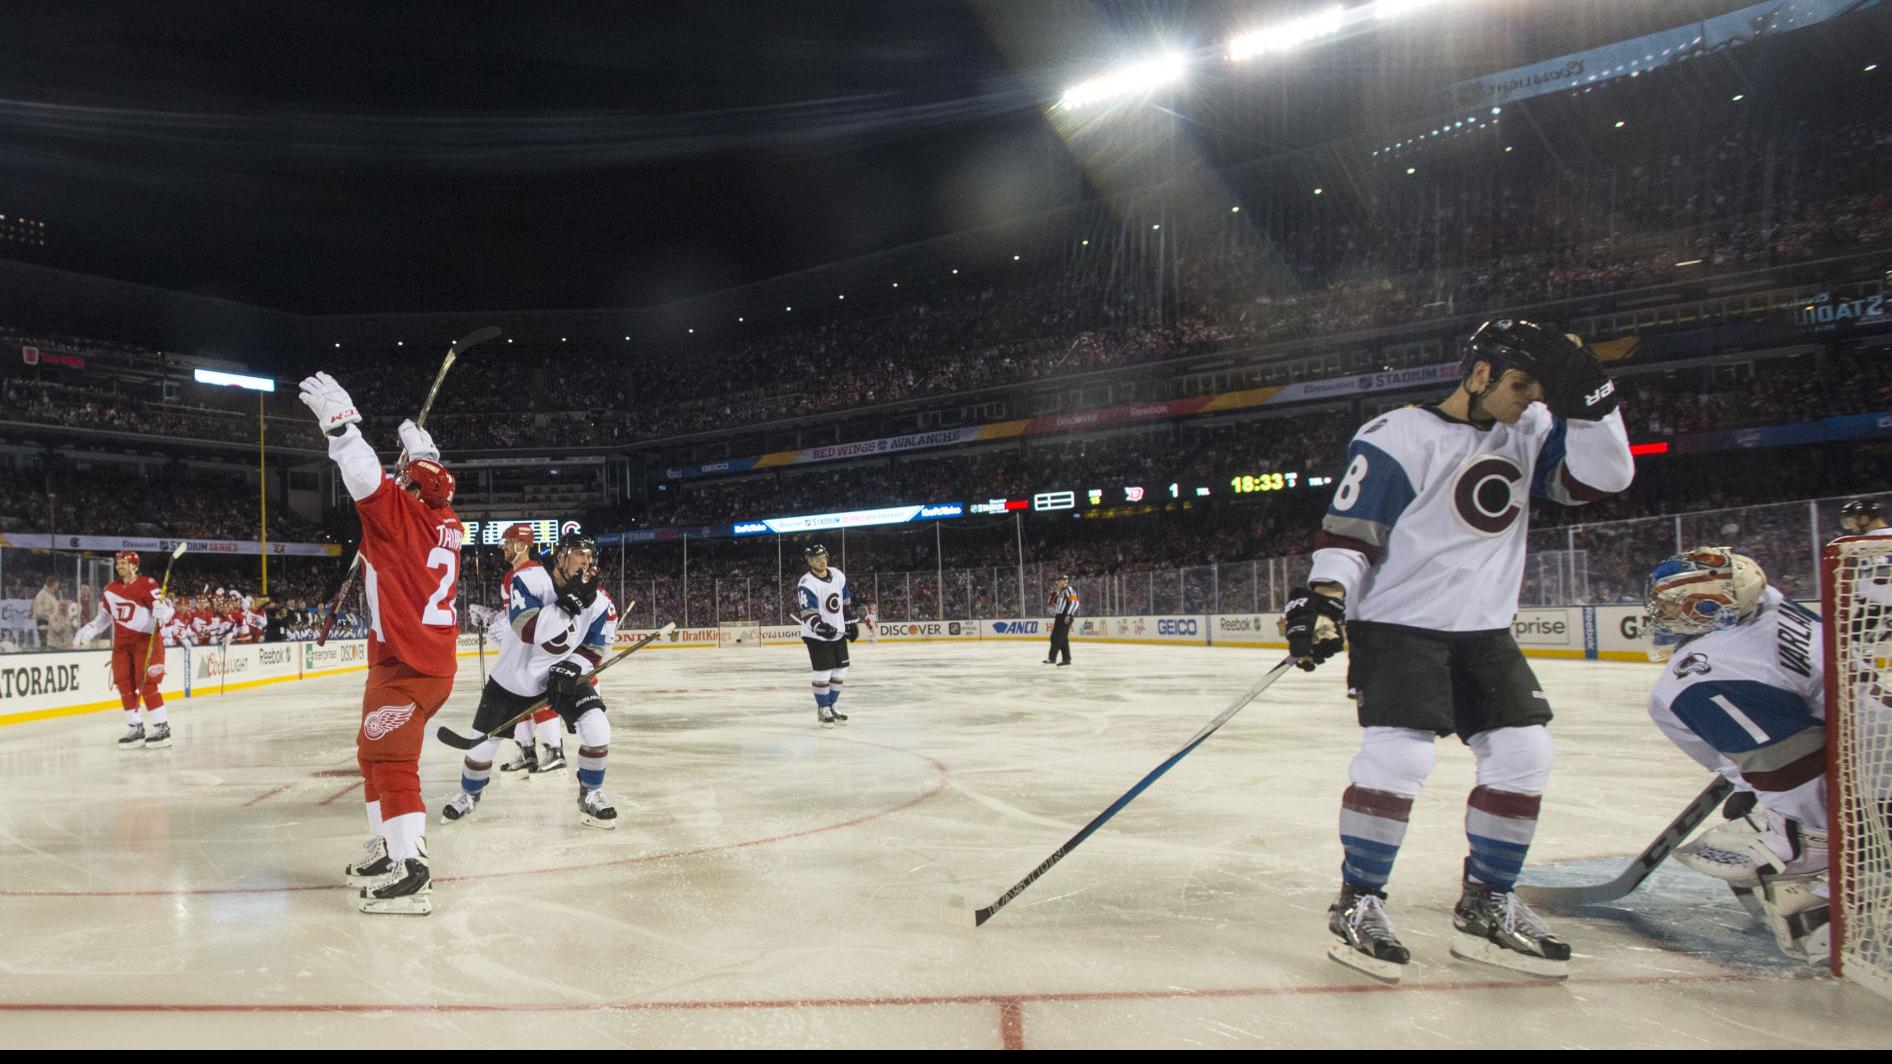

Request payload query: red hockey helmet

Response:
[115,550,140,566]
[502,522,536,548]
[398,459,456,508]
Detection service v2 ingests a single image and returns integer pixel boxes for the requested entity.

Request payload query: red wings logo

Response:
[361,703,417,741]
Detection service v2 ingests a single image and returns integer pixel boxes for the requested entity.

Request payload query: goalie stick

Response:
[316,325,501,645]
[434,623,675,750]
[948,655,1299,928]
[1516,774,1734,907]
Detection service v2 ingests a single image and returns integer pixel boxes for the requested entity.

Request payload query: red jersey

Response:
[357,477,463,677]
[95,577,163,648]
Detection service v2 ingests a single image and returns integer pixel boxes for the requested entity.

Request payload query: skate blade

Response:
[358,888,433,916]
[1448,936,1569,979]
[579,815,618,831]
[1327,942,1404,984]
[143,738,172,749]
[820,721,836,730]
[117,742,146,752]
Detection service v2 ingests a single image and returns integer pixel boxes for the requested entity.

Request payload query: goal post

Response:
[1822,535,1892,1000]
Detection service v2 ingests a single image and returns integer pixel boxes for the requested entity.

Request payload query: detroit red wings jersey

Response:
[91,577,163,646]
[356,477,464,677]
[1308,403,1633,631]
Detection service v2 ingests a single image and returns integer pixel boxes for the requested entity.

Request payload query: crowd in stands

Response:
[0,463,323,542]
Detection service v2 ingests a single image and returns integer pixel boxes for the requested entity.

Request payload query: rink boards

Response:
[0,603,1682,727]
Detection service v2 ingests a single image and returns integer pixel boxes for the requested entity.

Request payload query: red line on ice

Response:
[241,785,291,807]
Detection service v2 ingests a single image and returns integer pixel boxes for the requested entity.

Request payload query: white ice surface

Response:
[2,641,1888,1048]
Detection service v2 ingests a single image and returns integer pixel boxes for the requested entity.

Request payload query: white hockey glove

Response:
[397,418,440,463]
[153,599,176,625]
[298,371,362,436]
[467,604,496,627]
[73,623,100,646]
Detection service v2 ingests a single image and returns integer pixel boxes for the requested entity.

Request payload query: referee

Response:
[1045,574,1080,667]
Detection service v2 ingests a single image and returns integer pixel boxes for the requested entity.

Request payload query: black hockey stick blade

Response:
[454,325,502,351]
[954,655,1300,929]
[1516,774,1734,907]
[434,623,675,750]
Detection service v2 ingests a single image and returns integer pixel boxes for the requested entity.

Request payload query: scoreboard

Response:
[461,518,582,547]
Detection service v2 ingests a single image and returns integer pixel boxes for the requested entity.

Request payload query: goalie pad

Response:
[1758,872,1830,964]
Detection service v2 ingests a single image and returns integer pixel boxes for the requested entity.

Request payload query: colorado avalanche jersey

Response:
[83,577,164,647]
[797,567,850,641]
[1308,403,1633,631]
[493,563,617,698]
[1646,588,1825,798]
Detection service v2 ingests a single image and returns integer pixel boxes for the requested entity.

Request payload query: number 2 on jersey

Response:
[423,547,458,626]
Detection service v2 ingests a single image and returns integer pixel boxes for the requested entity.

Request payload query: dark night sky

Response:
[0,1,1762,315]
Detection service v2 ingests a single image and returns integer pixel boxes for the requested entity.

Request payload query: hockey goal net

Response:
[718,621,765,649]
[1823,535,1892,1000]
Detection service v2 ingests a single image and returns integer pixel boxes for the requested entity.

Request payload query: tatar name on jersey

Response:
[1317,404,1583,632]
[797,567,849,641]
[493,563,618,698]
[1648,588,1825,750]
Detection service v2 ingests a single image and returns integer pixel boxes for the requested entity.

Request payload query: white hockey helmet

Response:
[1644,546,1767,660]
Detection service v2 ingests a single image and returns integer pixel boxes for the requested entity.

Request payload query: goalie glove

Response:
[1281,586,1347,671]
[297,371,362,436]
[397,418,440,463]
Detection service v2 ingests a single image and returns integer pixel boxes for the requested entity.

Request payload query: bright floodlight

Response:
[1228,5,1343,61]
[1059,51,1187,110]
[193,368,275,392]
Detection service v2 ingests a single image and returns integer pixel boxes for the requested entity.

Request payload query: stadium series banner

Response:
[661,362,1463,481]
[1451,0,1876,109]
[0,533,342,558]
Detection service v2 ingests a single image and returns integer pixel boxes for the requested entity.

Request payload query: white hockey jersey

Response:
[1308,403,1633,631]
[796,567,850,642]
[493,561,618,699]
[1646,588,1826,805]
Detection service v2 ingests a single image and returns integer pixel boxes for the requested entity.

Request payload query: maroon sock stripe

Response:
[1341,785,1414,821]
[1468,785,1541,820]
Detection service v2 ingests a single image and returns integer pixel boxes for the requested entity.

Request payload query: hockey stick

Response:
[316,325,502,646]
[1515,774,1734,907]
[138,542,188,684]
[434,622,675,750]
[950,655,1300,928]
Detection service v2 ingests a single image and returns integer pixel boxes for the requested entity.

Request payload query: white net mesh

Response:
[718,622,764,649]
[1827,535,1892,1000]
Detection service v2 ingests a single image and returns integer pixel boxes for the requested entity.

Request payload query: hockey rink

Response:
[2,640,1888,1049]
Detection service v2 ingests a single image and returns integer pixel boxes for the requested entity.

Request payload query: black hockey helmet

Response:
[1461,319,1562,387]
[804,542,829,562]
[555,531,597,557]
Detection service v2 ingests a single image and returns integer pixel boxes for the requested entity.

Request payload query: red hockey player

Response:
[74,551,177,750]
[301,371,463,917]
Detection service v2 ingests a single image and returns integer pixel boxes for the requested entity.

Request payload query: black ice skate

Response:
[441,791,480,823]
[358,840,431,916]
[1327,884,1410,984]
[499,744,537,775]
[830,707,848,726]
[1450,874,1571,979]
[117,723,146,750]
[532,746,568,776]
[344,837,393,887]
[578,787,618,830]
[818,707,837,729]
[143,722,172,749]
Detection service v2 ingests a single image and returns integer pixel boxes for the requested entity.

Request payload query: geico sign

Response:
[1157,619,1199,636]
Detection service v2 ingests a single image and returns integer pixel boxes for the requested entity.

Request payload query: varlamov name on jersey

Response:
[494,561,617,697]
[797,566,850,641]
[1308,403,1632,632]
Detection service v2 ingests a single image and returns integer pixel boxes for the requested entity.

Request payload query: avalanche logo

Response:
[361,703,417,741]
[1450,453,1525,537]
[1673,652,1712,677]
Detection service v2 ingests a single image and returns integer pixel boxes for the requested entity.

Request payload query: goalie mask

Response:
[1644,547,1766,661]
[398,459,456,508]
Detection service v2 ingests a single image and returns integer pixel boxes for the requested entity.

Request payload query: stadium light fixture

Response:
[1731,94,1744,101]
[1406,166,1416,175]
[1014,254,1022,260]
[333,342,341,349]
[1614,120,1626,128]
[1231,206,1241,213]
[1504,145,1514,152]
[1228,5,1343,62]
[194,368,275,392]
[1866,63,1878,72]
[1675,259,1703,267]
[1058,51,1188,111]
